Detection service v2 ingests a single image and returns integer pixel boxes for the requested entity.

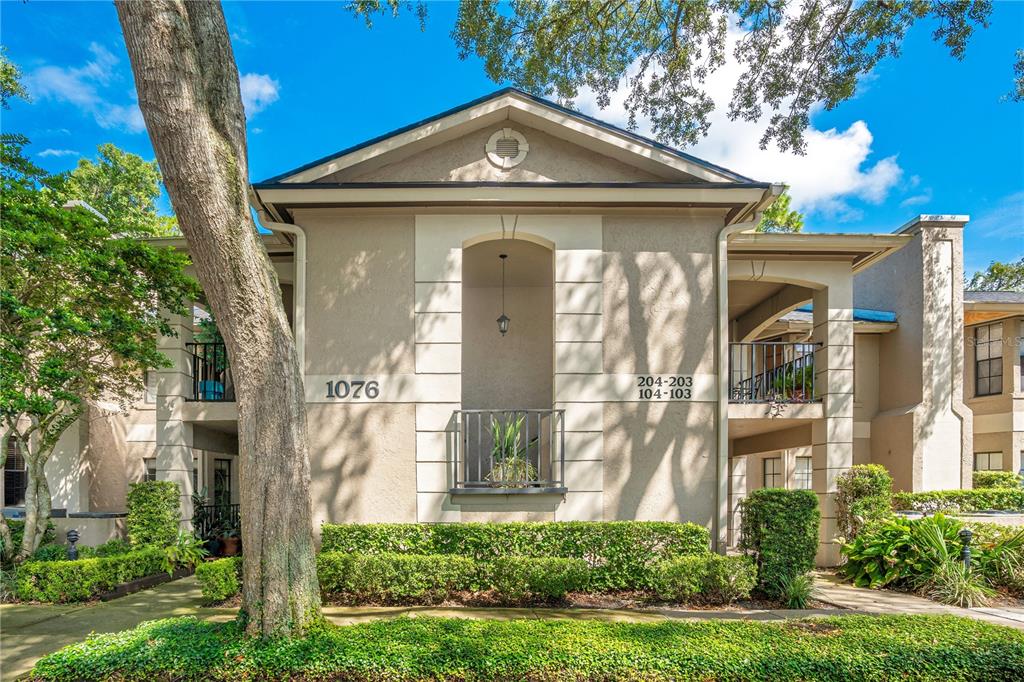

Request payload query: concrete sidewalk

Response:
[812,572,1024,630]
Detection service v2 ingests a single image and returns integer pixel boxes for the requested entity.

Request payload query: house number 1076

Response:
[325,380,380,400]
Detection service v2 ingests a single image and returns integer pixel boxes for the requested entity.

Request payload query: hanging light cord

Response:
[500,254,507,314]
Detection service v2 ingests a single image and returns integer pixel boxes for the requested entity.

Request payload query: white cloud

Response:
[26,43,145,133]
[969,191,1024,240]
[38,148,79,158]
[900,188,933,208]
[574,25,905,219]
[239,73,279,118]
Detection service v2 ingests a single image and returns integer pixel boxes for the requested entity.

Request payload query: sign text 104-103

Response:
[637,375,693,400]
[325,379,380,400]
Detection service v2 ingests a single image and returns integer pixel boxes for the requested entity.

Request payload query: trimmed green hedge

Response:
[126,481,180,547]
[318,552,478,603]
[482,556,590,601]
[655,554,756,604]
[836,464,893,540]
[893,488,1024,514]
[320,521,709,590]
[198,553,591,605]
[195,557,241,605]
[740,488,820,595]
[974,471,1023,489]
[31,615,1024,681]
[14,548,165,603]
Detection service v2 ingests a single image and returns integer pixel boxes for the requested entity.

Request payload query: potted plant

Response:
[486,416,539,488]
[221,527,241,556]
[772,364,816,401]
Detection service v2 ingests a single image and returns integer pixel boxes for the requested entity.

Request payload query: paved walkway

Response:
[3,575,1022,680]
[811,572,1024,630]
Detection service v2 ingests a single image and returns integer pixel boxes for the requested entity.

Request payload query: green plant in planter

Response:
[771,364,816,400]
[486,416,539,488]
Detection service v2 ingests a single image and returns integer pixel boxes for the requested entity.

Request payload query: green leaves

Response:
[32,613,1024,681]
[320,521,710,591]
[655,554,756,604]
[739,488,819,596]
[893,488,1024,514]
[445,1,995,152]
[14,547,166,602]
[126,481,182,548]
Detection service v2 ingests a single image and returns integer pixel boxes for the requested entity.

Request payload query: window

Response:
[975,322,1003,397]
[763,457,783,489]
[974,452,1003,471]
[213,459,231,507]
[143,458,157,482]
[143,370,157,404]
[795,457,813,490]
[4,437,27,506]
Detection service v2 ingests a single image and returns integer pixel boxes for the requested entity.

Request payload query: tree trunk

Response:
[19,455,52,560]
[115,0,321,637]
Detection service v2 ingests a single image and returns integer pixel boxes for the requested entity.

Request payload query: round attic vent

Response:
[486,128,529,169]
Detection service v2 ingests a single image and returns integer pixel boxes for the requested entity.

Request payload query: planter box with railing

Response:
[728,341,821,404]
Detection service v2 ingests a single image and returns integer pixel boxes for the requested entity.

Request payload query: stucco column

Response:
[156,307,195,527]
[727,452,746,547]
[811,279,854,566]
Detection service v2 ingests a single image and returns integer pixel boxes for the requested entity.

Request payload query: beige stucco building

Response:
[5,89,1007,565]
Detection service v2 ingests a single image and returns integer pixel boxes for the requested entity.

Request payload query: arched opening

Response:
[456,237,560,490]
[461,238,554,410]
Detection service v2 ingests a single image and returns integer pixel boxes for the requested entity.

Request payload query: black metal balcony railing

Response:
[186,342,235,402]
[729,342,820,404]
[192,503,240,539]
[450,409,566,492]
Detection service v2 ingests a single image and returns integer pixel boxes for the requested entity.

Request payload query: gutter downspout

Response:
[714,184,783,554]
[248,193,307,375]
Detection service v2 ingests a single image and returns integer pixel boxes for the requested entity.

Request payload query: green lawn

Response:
[31,614,1024,681]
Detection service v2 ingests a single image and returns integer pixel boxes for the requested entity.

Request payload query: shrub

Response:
[842,514,964,589]
[739,489,819,595]
[31,614,1024,682]
[320,521,709,591]
[161,531,207,575]
[195,557,241,605]
[317,552,478,603]
[836,464,893,541]
[29,544,69,562]
[656,554,756,604]
[778,573,814,609]
[93,538,132,557]
[2,519,57,561]
[14,547,165,602]
[126,481,181,547]
[925,561,995,608]
[483,556,590,602]
[893,488,1024,514]
[974,471,1023,489]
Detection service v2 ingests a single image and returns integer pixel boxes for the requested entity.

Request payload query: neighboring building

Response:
[3,89,989,565]
[963,291,1024,475]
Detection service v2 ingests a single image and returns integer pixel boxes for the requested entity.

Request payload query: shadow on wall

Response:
[602,219,718,526]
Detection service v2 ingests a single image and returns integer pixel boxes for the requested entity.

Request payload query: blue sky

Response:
[2,1,1021,275]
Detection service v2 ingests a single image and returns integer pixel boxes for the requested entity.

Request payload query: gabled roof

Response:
[259,87,756,185]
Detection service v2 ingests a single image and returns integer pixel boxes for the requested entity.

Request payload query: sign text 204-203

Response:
[637,375,692,400]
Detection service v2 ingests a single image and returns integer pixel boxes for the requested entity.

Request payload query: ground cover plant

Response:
[841,514,1024,606]
[320,521,709,590]
[30,614,1024,681]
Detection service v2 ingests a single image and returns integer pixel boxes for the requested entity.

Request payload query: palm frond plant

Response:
[485,415,539,488]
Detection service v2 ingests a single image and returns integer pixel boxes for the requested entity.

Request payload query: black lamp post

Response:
[496,253,510,336]
[959,527,973,570]
[66,528,79,560]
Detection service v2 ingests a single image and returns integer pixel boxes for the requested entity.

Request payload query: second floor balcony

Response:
[729,342,820,404]
[186,342,235,402]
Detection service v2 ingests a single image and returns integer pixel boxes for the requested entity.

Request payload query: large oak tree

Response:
[115,1,321,636]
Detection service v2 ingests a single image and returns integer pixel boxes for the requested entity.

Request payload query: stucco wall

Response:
[601,215,719,526]
[335,123,663,184]
[462,285,553,410]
